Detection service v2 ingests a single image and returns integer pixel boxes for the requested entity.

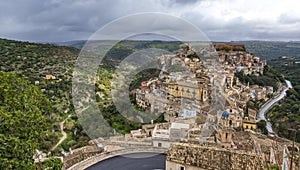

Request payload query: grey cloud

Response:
[171,0,201,5]
[278,12,300,24]
[0,0,300,42]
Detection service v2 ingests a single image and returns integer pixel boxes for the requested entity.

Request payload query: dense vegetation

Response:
[237,41,300,60]
[94,41,182,134]
[0,38,90,154]
[37,157,63,170]
[267,56,300,142]
[257,120,268,135]
[0,71,51,169]
[235,65,284,91]
[213,43,246,52]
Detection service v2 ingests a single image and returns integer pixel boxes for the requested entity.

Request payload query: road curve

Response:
[257,80,293,134]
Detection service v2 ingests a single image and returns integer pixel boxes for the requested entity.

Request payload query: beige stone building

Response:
[242,119,257,130]
[219,108,243,129]
[167,81,209,102]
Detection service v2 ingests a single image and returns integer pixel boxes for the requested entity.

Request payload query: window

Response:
[180,166,185,170]
[158,142,162,147]
[226,133,228,139]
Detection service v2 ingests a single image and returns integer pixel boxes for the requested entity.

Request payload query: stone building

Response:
[242,119,257,130]
[169,122,190,141]
[248,108,257,122]
[45,74,56,80]
[130,129,147,138]
[152,122,191,148]
[142,124,156,137]
[152,123,172,148]
[135,88,150,109]
[167,81,209,102]
[219,108,243,129]
[226,74,234,88]
[216,127,234,146]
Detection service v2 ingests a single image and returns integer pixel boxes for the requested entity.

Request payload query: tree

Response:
[0,71,51,169]
[40,157,63,170]
[257,120,268,135]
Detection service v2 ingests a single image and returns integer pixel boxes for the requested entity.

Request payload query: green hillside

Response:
[268,56,300,142]
[0,71,64,169]
[0,38,89,155]
[236,41,300,60]
[0,38,183,156]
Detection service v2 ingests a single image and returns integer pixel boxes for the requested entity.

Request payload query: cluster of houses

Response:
[131,43,276,149]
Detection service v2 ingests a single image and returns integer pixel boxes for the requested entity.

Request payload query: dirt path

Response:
[51,120,67,151]
[47,115,70,155]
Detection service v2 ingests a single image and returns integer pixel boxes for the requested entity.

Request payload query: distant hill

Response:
[54,40,87,49]
[58,40,300,61]
[234,41,300,60]
[55,40,183,51]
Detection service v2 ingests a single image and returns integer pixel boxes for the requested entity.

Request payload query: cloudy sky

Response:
[1,0,300,42]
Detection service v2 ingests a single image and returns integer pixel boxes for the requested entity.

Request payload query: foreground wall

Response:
[166,143,264,170]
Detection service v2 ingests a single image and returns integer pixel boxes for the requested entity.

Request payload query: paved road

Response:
[86,153,166,170]
[257,80,293,134]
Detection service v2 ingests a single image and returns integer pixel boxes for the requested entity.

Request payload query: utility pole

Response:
[290,130,297,170]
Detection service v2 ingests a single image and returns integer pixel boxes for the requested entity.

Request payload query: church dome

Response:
[222,111,229,118]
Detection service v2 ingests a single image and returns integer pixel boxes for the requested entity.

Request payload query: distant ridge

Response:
[53,40,87,49]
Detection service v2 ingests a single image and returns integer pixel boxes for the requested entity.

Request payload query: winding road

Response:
[257,80,293,134]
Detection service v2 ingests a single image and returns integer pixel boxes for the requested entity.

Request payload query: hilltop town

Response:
[110,43,297,170]
[133,43,272,142]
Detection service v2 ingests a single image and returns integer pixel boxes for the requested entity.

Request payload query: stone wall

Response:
[63,146,103,169]
[166,143,264,170]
